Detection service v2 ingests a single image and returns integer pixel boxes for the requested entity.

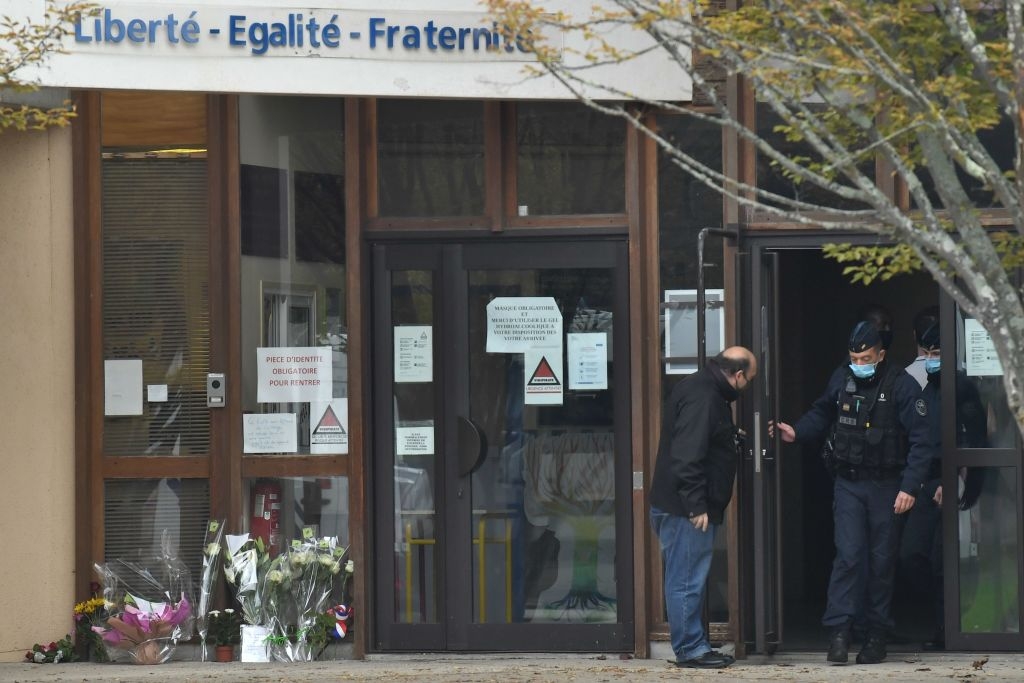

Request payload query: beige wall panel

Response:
[0,127,75,662]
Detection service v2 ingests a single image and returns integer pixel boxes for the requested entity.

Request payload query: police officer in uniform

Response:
[900,309,987,650]
[774,322,932,665]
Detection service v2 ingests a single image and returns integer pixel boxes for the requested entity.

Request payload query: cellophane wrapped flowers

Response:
[261,532,348,661]
[91,535,195,665]
[223,533,270,626]
[196,519,226,662]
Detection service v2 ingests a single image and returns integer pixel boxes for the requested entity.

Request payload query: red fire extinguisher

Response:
[250,479,282,557]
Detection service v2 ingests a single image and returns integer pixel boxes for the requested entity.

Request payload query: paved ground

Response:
[1,652,1022,682]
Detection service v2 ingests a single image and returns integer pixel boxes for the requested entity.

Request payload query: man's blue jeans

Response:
[650,506,717,662]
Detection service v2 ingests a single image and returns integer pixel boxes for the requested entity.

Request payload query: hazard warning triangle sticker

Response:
[310,399,349,454]
[524,349,563,405]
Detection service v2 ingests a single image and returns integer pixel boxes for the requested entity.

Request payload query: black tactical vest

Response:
[831,364,904,473]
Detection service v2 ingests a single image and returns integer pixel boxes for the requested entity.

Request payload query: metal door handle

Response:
[457,416,488,477]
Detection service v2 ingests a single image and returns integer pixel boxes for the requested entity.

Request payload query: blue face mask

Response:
[849,362,877,379]
[925,358,941,374]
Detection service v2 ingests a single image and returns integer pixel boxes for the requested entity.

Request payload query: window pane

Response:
[958,466,1020,633]
[377,100,484,217]
[391,270,438,624]
[239,96,347,455]
[955,307,1017,448]
[756,103,872,211]
[104,478,210,582]
[517,102,625,215]
[243,477,349,557]
[468,267,618,624]
[102,152,210,457]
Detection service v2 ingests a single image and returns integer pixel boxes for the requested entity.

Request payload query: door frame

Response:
[369,237,635,652]
[740,233,1024,653]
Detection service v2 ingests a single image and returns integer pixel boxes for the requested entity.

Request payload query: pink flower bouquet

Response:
[93,595,192,665]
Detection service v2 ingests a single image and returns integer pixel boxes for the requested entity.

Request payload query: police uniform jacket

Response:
[919,370,987,499]
[650,361,742,525]
[793,360,933,496]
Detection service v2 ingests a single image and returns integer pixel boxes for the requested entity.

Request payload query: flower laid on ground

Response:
[24,636,76,664]
[73,596,109,662]
[206,608,243,646]
[197,519,226,662]
[92,594,192,664]
[223,533,271,626]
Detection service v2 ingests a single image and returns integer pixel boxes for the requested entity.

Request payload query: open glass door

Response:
[372,240,633,652]
[749,247,783,653]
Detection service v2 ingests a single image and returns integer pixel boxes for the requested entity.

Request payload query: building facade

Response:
[1,0,1022,661]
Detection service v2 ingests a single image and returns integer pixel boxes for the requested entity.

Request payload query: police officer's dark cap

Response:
[848,320,882,352]
[915,318,940,350]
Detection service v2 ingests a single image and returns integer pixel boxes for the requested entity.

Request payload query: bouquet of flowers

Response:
[223,533,270,625]
[24,636,75,664]
[196,519,226,662]
[73,590,109,662]
[92,534,195,665]
[261,531,349,662]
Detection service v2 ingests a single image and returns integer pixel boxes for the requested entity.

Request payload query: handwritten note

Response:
[243,413,298,454]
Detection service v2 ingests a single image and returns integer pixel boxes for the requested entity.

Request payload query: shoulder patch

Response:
[915,398,928,417]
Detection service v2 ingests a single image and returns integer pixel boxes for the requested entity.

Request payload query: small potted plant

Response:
[206,609,242,662]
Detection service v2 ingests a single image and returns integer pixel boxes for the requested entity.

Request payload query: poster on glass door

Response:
[486,297,562,353]
[524,348,564,405]
[310,398,349,454]
[393,326,433,383]
[257,347,332,403]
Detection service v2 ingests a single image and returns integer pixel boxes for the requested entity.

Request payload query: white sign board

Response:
[396,424,435,456]
[310,398,349,454]
[524,348,563,405]
[147,383,168,402]
[243,413,298,453]
[104,359,144,416]
[664,289,725,375]
[256,346,332,403]
[16,1,691,101]
[394,325,433,383]
[964,318,1003,376]
[486,297,562,353]
[567,332,608,390]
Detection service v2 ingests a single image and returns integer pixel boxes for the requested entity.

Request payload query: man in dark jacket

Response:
[650,346,756,669]
[774,322,933,665]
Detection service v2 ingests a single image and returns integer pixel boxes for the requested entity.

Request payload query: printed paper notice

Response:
[394,326,433,383]
[486,297,562,353]
[396,424,435,456]
[964,318,1003,376]
[147,384,168,403]
[310,398,349,454]
[243,413,298,454]
[568,333,608,390]
[104,359,143,416]
[525,348,564,405]
[256,347,332,403]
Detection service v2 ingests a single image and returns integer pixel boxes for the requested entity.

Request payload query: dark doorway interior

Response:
[773,248,939,651]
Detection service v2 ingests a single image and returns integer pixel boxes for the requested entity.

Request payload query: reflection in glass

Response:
[377,99,485,217]
[958,466,1019,633]
[239,96,347,454]
[101,156,210,456]
[243,477,349,558]
[955,308,1016,448]
[517,102,625,215]
[104,479,210,581]
[391,271,438,624]
[468,268,617,624]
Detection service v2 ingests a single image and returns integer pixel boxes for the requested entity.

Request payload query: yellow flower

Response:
[74,597,106,615]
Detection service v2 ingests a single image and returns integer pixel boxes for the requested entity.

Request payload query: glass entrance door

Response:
[372,240,633,651]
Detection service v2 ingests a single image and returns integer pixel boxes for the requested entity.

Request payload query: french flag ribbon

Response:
[328,604,352,639]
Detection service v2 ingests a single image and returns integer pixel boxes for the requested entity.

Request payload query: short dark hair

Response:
[712,351,751,376]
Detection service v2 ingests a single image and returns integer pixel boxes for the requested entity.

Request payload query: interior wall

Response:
[775,249,938,623]
[0,127,75,661]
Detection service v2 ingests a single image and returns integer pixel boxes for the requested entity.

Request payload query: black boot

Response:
[827,626,851,664]
[856,632,887,664]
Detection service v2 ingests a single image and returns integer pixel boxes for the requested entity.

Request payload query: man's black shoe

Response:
[826,627,851,664]
[856,633,887,664]
[673,651,734,669]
